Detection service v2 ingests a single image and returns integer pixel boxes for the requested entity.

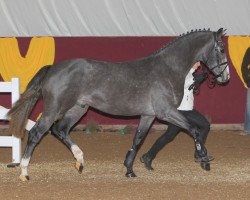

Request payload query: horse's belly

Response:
[93,103,153,116]
[80,95,154,117]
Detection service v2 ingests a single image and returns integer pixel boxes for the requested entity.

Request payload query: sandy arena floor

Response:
[1,130,250,200]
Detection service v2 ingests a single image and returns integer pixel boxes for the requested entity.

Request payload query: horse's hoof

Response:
[75,162,84,174]
[19,175,30,182]
[200,162,210,171]
[195,155,214,163]
[140,155,154,171]
[125,172,137,178]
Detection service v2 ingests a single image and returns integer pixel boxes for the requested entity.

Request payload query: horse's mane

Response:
[152,28,212,56]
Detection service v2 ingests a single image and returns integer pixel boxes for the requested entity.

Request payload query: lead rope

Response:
[206,67,217,89]
[193,65,215,95]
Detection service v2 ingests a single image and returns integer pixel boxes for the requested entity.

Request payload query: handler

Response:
[141,61,213,170]
[242,47,250,133]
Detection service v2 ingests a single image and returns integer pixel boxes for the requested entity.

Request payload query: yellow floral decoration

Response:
[228,36,250,88]
[0,37,55,93]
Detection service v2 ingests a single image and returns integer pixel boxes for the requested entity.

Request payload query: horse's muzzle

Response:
[214,63,230,84]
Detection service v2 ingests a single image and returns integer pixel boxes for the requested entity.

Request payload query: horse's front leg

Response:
[158,109,211,171]
[124,115,154,177]
[191,128,211,170]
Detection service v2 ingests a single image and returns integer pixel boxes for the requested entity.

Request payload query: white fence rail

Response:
[0,78,35,165]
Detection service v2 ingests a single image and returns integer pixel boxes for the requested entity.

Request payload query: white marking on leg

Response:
[71,144,84,164]
[20,157,30,176]
[196,143,201,151]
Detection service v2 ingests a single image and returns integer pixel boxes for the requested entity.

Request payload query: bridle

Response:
[203,36,228,80]
[194,32,229,92]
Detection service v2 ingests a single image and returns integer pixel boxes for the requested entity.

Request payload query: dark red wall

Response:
[0,37,246,125]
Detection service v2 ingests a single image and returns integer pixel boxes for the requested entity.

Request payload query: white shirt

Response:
[177,68,196,111]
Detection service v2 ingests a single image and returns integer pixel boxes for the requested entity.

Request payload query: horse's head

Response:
[204,28,230,84]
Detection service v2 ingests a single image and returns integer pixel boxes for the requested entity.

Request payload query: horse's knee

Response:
[133,129,147,147]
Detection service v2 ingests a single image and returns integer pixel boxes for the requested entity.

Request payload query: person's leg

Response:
[182,110,212,161]
[244,88,250,133]
[141,123,181,170]
[183,110,210,143]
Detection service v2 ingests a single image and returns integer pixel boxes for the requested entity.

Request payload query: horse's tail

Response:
[8,65,51,138]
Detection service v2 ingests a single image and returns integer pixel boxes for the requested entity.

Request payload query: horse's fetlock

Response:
[124,149,136,167]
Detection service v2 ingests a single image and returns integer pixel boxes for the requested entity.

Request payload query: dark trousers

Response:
[244,88,250,132]
[147,109,210,159]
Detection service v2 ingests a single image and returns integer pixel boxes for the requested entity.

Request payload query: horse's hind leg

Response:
[51,104,88,173]
[124,115,155,177]
[19,114,56,181]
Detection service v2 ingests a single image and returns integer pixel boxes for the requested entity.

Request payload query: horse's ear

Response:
[216,28,226,39]
[222,29,227,36]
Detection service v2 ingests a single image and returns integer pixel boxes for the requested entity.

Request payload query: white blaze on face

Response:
[71,144,84,164]
[217,65,230,83]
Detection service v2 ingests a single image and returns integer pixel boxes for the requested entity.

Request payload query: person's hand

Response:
[188,72,208,91]
[193,73,208,84]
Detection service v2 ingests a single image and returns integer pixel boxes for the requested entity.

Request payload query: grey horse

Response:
[8,28,230,181]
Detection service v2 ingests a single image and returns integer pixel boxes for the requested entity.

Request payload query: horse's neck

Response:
[156,47,195,78]
[157,33,213,76]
